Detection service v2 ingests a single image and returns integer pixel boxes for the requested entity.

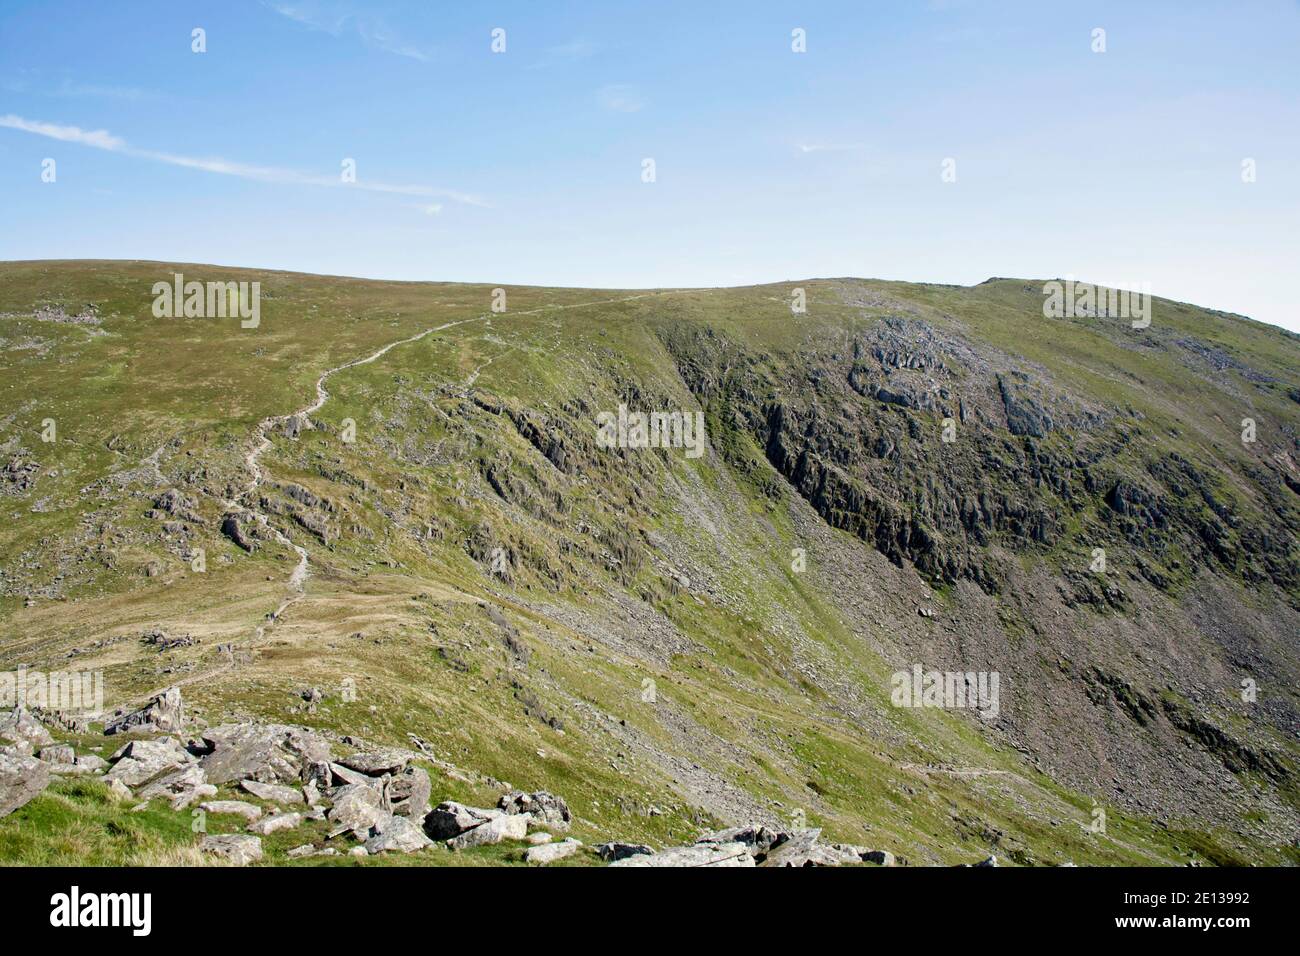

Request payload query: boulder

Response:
[239,779,304,805]
[104,687,184,736]
[328,783,388,836]
[364,814,433,854]
[171,784,216,811]
[447,813,530,850]
[248,811,301,836]
[423,801,502,840]
[497,790,571,830]
[198,722,331,785]
[596,842,654,862]
[287,844,316,859]
[0,752,50,817]
[200,833,262,865]
[386,766,431,818]
[759,828,834,867]
[337,749,411,776]
[609,842,752,867]
[862,849,895,866]
[0,708,53,748]
[107,778,133,800]
[37,744,76,765]
[105,737,193,786]
[697,825,786,855]
[327,762,372,787]
[75,754,109,773]
[199,800,263,822]
[138,764,207,800]
[525,838,582,865]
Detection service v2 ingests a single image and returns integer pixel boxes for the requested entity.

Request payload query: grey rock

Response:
[0,708,53,748]
[138,763,206,800]
[104,687,184,736]
[239,779,304,804]
[198,722,331,785]
[697,825,787,854]
[337,749,411,776]
[423,800,502,840]
[286,844,316,859]
[862,849,896,866]
[0,751,50,817]
[105,737,193,786]
[760,828,836,867]
[247,811,301,836]
[609,841,752,867]
[38,743,76,765]
[364,814,433,854]
[447,813,530,850]
[596,842,655,862]
[200,833,262,865]
[386,766,431,818]
[327,762,372,787]
[525,837,582,865]
[498,790,571,830]
[328,783,388,835]
[171,784,216,810]
[199,800,263,822]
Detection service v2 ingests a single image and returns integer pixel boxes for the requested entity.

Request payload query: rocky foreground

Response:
[1,689,949,867]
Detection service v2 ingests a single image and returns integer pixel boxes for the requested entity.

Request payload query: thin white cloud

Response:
[264,1,432,62]
[598,84,646,113]
[54,80,157,101]
[0,115,124,150]
[0,113,486,206]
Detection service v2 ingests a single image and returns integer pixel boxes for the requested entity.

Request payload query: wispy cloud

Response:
[597,84,646,113]
[3,76,158,101]
[0,114,486,206]
[53,80,158,101]
[264,1,432,62]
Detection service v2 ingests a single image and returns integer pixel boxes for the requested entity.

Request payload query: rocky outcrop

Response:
[447,812,530,850]
[104,687,184,736]
[105,737,194,786]
[525,837,582,865]
[200,833,263,865]
[424,800,501,840]
[364,814,433,854]
[198,722,331,785]
[0,751,50,817]
[498,790,570,830]
[608,841,754,868]
[0,708,54,748]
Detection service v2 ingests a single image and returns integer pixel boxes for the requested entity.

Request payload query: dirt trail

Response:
[231,290,709,633]
[129,289,709,705]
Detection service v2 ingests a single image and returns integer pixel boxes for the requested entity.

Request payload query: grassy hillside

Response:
[2,260,1296,865]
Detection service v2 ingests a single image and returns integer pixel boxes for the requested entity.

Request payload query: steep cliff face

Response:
[656,292,1299,605]
[1,263,1297,864]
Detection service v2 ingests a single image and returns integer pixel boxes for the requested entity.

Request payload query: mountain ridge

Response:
[1,260,1296,865]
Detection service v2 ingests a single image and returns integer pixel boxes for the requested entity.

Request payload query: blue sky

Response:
[1,0,1297,331]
